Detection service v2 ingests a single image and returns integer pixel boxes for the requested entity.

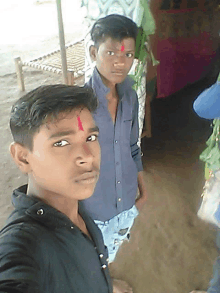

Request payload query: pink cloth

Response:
[157,31,217,98]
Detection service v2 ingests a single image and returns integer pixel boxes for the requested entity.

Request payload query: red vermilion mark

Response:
[77,115,84,131]
[121,41,125,52]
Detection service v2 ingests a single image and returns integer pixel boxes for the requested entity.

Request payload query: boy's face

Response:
[15,108,100,202]
[91,37,135,87]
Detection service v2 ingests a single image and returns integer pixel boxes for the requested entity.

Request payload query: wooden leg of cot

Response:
[14,57,25,92]
[67,72,75,85]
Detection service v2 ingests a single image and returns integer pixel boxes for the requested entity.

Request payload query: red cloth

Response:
[156,31,217,98]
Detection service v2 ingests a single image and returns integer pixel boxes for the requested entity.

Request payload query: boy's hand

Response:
[112,279,133,293]
[137,171,148,211]
[135,194,147,211]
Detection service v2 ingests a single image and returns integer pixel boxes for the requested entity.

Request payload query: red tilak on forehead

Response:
[77,115,84,131]
[121,41,125,52]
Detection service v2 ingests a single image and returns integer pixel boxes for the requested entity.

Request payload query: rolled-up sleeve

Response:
[130,93,143,172]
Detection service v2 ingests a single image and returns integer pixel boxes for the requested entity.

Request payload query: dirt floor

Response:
[1,1,220,293]
[110,79,220,293]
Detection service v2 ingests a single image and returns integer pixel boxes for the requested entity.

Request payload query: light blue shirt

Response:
[193,82,220,119]
[81,68,143,221]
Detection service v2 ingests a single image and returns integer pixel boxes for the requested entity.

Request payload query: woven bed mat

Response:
[23,40,85,76]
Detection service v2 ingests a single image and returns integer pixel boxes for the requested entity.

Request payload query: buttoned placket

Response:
[98,81,124,214]
[114,100,123,213]
[94,246,109,272]
[33,203,110,287]
[71,223,108,271]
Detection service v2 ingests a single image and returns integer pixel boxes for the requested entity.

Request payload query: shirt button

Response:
[117,181,121,184]
[70,226,74,229]
[115,140,118,144]
[99,253,104,259]
[102,264,107,269]
[118,198,122,202]
[37,208,44,215]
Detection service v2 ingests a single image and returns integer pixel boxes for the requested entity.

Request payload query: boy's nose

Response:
[75,143,94,166]
[114,55,125,66]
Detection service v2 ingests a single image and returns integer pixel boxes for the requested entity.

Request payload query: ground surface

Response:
[0,1,220,293]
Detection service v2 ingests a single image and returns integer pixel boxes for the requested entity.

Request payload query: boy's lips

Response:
[112,70,124,75]
[75,171,99,184]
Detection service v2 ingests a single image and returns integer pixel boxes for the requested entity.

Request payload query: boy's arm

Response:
[130,93,148,211]
[0,228,40,293]
[193,82,220,119]
[136,171,148,211]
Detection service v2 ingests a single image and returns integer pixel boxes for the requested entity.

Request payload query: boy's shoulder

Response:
[1,186,57,240]
[121,75,136,92]
[0,201,50,246]
[118,75,138,105]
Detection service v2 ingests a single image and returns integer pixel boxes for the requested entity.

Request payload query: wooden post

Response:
[56,0,68,84]
[197,0,205,10]
[180,0,188,9]
[14,57,25,91]
[144,93,152,138]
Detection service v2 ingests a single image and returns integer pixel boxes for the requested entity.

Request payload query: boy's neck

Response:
[99,71,117,94]
[100,76,118,100]
[27,182,79,225]
[106,86,118,100]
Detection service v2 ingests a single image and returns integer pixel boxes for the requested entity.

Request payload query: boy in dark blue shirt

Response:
[82,14,148,263]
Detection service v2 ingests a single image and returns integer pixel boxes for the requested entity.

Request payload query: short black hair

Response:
[91,14,138,47]
[10,84,97,151]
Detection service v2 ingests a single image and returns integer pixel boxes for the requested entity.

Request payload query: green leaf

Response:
[200,119,220,171]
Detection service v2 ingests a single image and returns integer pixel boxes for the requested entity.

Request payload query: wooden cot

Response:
[14,38,85,91]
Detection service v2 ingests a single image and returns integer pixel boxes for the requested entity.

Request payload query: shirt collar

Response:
[90,67,135,102]
[91,67,110,102]
[11,185,90,230]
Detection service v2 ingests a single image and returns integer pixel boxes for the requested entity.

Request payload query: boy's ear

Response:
[10,142,31,174]
[89,45,98,62]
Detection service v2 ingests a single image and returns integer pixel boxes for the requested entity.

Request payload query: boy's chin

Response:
[101,72,126,86]
[78,186,97,200]
[113,73,128,84]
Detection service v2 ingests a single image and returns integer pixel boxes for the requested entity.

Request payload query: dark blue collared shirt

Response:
[81,68,143,222]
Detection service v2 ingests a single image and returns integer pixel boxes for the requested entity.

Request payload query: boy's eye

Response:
[53,140,69,147]
[107,51,115,56]
[87,134,98,142]
[126,53,133,58]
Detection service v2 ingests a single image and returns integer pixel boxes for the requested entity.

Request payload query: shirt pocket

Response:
[122,99,133,122]
[123,119,132,139]
[122,99,133,141]
[122,115,132,146]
